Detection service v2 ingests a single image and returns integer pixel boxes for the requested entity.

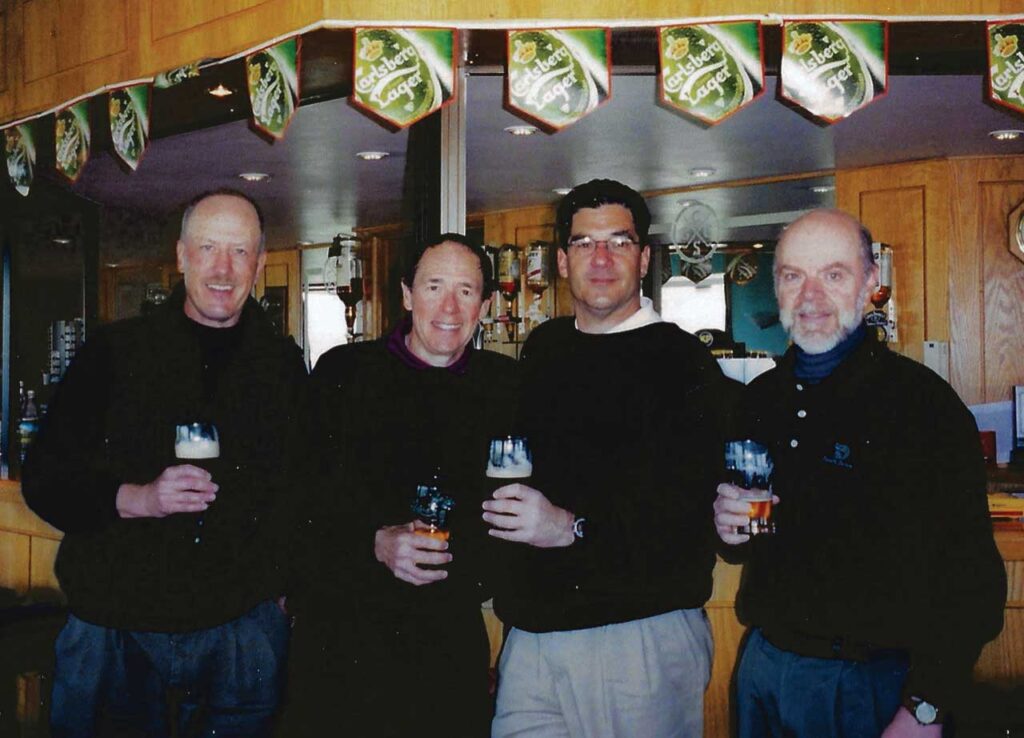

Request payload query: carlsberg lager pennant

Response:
[4,124,35,197]
[247,37,301,140]
[154,62,200,89]
[351,28,456,129]
[506,29,610,131]
[109,84,150,171]
[988,21,1024,114]
[658,22,764,125]
[55,101,91,183]
[780,20,887,123]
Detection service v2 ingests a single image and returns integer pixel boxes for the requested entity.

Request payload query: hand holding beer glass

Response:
[175,422,220,544]
[715,440,777,545]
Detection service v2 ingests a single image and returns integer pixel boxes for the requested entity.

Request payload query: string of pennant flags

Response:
[5,18,1024,197]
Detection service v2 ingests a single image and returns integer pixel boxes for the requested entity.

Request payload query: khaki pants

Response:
[492,609,712,738]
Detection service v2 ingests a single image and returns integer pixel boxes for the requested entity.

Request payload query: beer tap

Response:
[325,234,364,342]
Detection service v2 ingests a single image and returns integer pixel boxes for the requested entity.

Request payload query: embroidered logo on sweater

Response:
[822,442,853,469]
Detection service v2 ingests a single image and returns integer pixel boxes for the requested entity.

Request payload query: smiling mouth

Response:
[432,322,462,331]
[207,283,234,293]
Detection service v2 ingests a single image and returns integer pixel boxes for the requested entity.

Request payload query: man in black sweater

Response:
[714,209,1006,738]
[485,180,726,737]
[285,235,516,737]
[23,190,307,737]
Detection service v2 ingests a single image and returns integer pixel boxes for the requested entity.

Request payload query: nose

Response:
[590,242,613,266]
[211,247,232,275]
[441,289,459,313]
[798,275,824,301]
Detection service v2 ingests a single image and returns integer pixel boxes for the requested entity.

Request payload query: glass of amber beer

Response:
[411,470,455,541]
[725,439,775,536]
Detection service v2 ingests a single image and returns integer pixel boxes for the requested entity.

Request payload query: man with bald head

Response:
[24,189,307,737]
[714,209,1005,738]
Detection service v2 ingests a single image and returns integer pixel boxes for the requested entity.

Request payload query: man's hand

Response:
[374,521,452,586]
[482,484,574,548]
[880,707,942,738]
[116,465,218,519]
[714,483,779,545]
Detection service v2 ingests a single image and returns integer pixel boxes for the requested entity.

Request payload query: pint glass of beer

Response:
[724,439,775,536]
[486,436,532,480]
[175,422,220,544]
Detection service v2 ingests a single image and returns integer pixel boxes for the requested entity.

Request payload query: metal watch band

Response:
[572,516,586,540]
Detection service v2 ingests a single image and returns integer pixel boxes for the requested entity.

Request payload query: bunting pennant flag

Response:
[55,101,91,182]
[658,21,764,125]
[246,37,301,139]
[506,28,611,131]
[987,20,1024,114]
[4,124,36,197]
[108,84,151,171]
[780,20,887,123]
[154,62,200,89]
[351,28,456,129]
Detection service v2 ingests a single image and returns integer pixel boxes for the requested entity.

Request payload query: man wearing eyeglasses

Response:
[485,179,727,737]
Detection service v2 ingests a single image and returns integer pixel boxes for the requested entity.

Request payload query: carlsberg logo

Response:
[664,40,732,104]
[356,44,419,97]
[511,44,572,101]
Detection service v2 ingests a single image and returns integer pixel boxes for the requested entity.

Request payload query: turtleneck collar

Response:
[385,315,472,375]
[793,321,868,384]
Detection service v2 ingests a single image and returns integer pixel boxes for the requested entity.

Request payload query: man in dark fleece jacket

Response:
[485,180,727,738]
[22,190,307,738]
[714,209,1006,738]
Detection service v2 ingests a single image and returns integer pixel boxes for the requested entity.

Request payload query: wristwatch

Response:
[572,516,586,540]
[904,695,943,726]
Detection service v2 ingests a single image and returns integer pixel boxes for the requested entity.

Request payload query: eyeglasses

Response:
[566,235,639,253]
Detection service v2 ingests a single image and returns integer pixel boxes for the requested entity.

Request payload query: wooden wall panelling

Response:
[0,4,9,95]
[139,0,320,82]
[836,160,951,365]
[949,159,987,405]
[255,247,301,340]
[948,157,1024,405]
[977,178,1024,404]
[21,0,58,85]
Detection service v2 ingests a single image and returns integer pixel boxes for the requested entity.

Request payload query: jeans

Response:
[50,600,289,738]
[736,628,909,738]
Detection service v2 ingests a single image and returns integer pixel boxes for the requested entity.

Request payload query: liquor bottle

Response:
[525,241,550,295]
[18,389,39,465]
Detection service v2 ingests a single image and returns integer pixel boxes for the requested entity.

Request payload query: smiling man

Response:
[287,234,516,737]
[486,180,727,738]
[713,209,1006,738]
[23,189,308,737]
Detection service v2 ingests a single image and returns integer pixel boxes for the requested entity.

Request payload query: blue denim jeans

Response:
[50,600,289,738]
[736,628,909,738]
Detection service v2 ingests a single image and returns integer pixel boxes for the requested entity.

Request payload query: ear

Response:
[556,247,569,279]
[401,281,413,312]
[639,245,651,278]
[863,263,880,309]
[176,240,186,273]
[477,296,492,322]
[253,250,267,288]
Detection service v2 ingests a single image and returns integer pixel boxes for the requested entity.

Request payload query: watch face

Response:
[914,701,939,725]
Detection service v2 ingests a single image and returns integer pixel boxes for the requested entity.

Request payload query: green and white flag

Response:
[506,28,610,131]
[154,62,200,89]
[988,20,1024,114]
[659,22,764,125]
[352,28,456,129]
[55,101,91,183]
[108,84,150,171]
[780,20,887,123]
[247,37,301,139]
[4,124,35,197]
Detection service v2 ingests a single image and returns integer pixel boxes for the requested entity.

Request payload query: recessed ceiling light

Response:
[989,129,1024,141]
[808,184,835,194]
[553,187,572,195]
[689,167,716,178]
[296,240,313,246]
[504,125,539,136]
[752,242,764,250]
[207,84,234,98]
[52,237,73,245]
[355,151,389,161]
[238,172,271,183]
